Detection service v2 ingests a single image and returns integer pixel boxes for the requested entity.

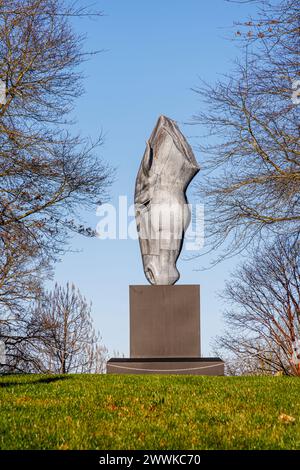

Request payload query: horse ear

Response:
[142,141,154,176]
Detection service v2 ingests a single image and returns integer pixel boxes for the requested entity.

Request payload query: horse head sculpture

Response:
[135,115,200,285]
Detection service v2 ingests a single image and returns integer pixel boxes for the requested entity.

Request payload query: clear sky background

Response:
[52,0,259,357]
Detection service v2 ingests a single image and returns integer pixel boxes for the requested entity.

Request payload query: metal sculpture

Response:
[135,115,199,285]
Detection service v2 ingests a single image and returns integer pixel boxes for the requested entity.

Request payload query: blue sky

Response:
[52,0,258,356]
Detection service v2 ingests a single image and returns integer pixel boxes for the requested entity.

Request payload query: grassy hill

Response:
[0,374,299,450]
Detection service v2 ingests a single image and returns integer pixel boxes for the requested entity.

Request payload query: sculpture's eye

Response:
[148,145,154,169]
[143,143,154,174]
[146,268,155,284]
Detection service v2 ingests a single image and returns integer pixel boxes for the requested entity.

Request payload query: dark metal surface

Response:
[130,285,200,358]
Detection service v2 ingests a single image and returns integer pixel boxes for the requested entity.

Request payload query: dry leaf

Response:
[278,413,295,424]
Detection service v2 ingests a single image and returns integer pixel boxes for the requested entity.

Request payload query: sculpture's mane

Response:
[135,115,200,205]
[149,115,199,170]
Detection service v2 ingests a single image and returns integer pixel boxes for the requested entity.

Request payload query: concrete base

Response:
[130,285,200,358]
[107,285,224,376]
[107,357,224,375]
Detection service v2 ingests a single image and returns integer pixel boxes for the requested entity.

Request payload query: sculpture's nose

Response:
[145,264,180,286]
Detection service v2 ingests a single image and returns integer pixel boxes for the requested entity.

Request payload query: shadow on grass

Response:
[0,375,71,388]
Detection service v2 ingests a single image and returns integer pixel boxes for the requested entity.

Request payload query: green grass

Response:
[0,374,299,450]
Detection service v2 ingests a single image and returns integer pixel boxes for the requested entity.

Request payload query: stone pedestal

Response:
[106,357,224,375]
[130,285,200,358]
[107,285,224,375]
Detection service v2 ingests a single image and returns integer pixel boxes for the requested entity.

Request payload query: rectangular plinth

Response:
[130,285,200,358]
[107,358,224,375]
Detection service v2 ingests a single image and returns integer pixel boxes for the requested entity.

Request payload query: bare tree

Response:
[215,234,300,376]
[0,222,53,371]
[0,0,113,360]
[193,0,299,262]
[0,0,112,256]
[13,283,108,374]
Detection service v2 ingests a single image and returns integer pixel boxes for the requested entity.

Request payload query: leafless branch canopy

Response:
[215,234,300,376]
[0,1,112,366]
[3,283,107,373]
[0,0,112,259]
[193,0,299,263]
